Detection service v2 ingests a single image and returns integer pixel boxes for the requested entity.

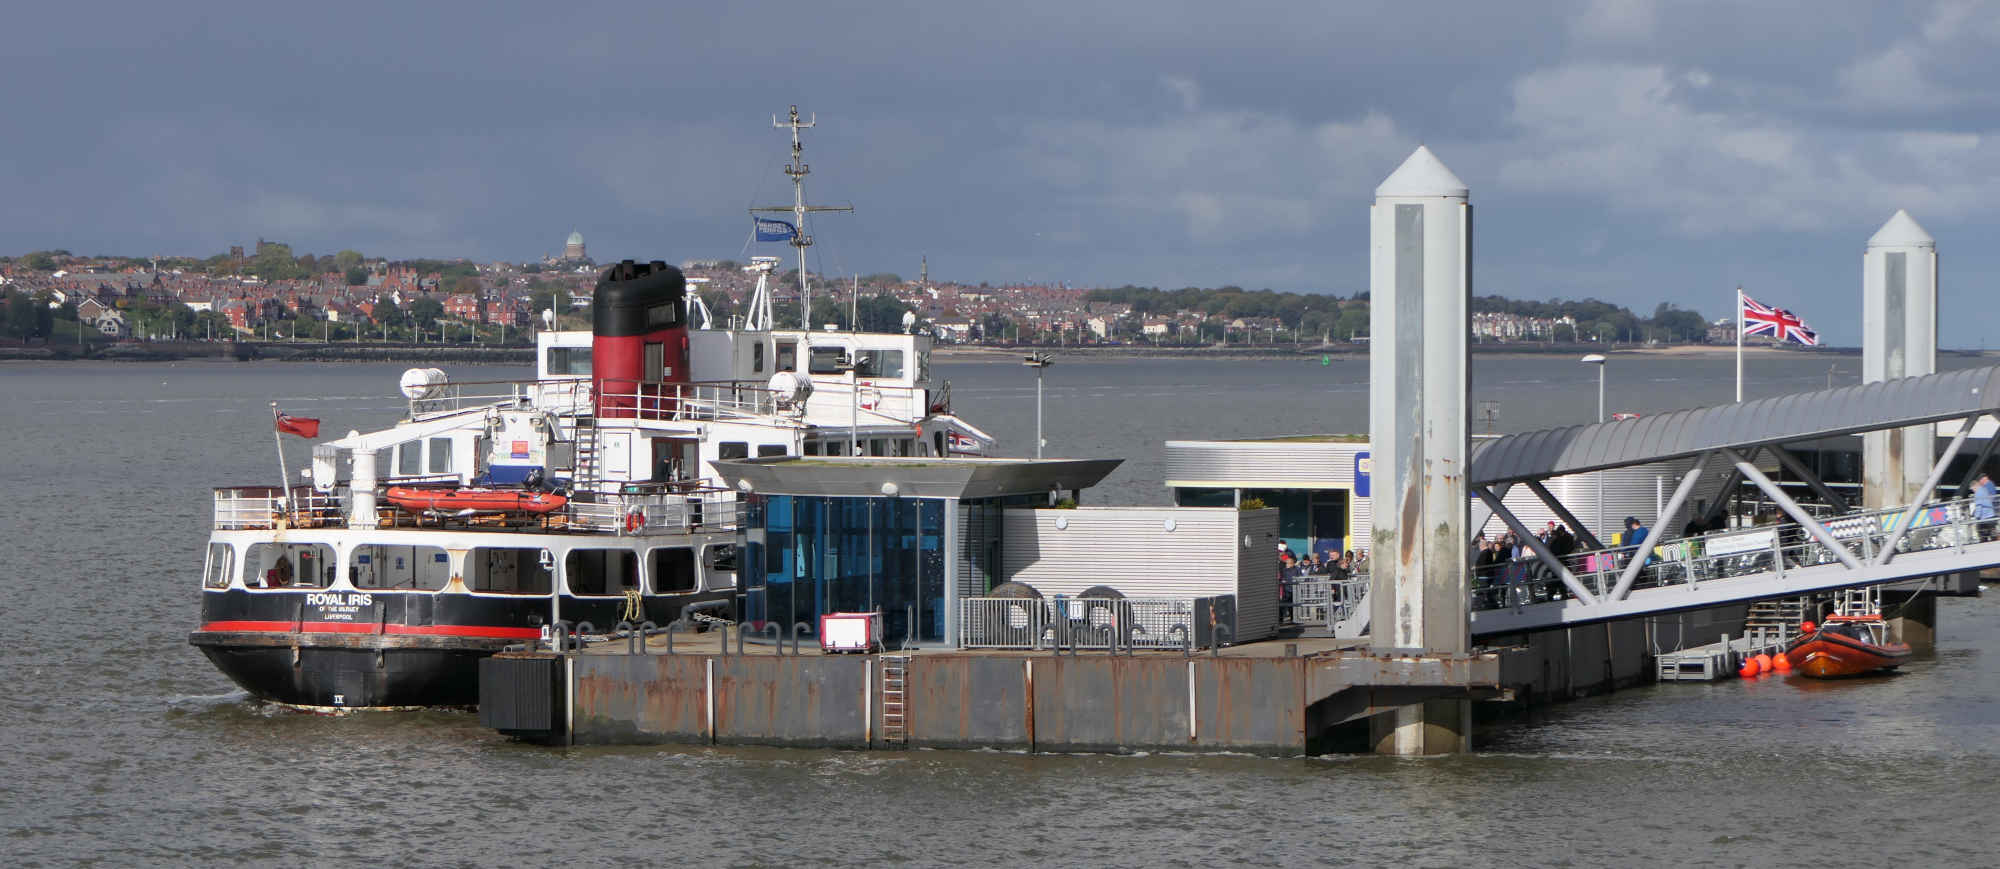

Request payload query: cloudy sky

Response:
[6,0,1998,346]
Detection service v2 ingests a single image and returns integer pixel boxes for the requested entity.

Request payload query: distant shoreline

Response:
[5,339,1994,366]
[929,343,1990,362]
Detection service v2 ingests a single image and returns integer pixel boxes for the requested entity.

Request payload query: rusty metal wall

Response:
[1193,656,1306,752]
[714,657,869,748]
[569,654,871,748]
[904,656,1029,749]
[570,654,708,744]
[1028,657,1190,752]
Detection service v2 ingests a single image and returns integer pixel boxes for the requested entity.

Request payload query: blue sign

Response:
[754,217,799,242]
[1354,451,1370,497]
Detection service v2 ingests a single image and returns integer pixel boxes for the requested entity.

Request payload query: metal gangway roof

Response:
[1468,365,2000,486]
[1336,366,2000,639]
[1465,365,2000,635]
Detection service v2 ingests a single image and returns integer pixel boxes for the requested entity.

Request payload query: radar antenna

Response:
[750,105,853,330]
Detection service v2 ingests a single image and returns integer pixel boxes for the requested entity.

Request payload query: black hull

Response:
[191,632,508,707]
[191,587,734,708]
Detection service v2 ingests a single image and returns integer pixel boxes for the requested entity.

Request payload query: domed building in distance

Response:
[563,230,587,262]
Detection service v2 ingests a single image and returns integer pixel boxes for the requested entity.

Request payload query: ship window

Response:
[397,441,422,476]
[776,341,797,372]
[808,346,849,374]
[547,346,593,376]
[645,301,681,329]
[704,543,738,590]
[757,444,788,458]
[351,544,450,590]
[857,349,904,379]
[718,442,749,461]
[469,547,552,595]
[204,543,233,589]
[566,549,638,596]
[243,543,335,589]
[649,547,696,593]
[428,437,453,474]
[752,342,766,374]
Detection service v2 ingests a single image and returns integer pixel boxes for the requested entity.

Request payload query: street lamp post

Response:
[1023,353,1052,459]
[1581,353,1607,541]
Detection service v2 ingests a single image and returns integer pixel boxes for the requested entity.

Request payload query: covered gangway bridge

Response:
[1458,365,2000,637]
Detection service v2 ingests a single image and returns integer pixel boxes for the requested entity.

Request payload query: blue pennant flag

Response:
[754,217,799,242]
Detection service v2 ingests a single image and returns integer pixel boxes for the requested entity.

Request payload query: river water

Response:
[3,353,1995,867]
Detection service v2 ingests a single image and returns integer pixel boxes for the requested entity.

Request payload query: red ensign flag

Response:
[276,412,320,439]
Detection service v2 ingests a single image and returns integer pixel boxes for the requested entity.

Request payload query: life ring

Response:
[858,385,882,410]
[624,509,644,533]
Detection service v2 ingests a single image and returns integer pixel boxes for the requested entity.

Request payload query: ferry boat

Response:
[189,109,994,709]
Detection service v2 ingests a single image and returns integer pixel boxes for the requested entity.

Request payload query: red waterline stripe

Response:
[197,620,542,640]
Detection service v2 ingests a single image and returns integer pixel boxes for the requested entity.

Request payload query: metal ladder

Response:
[572,416,600,494]
[880,656,910,746]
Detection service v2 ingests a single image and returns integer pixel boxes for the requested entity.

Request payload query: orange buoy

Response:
[1751,653,1771,675]
[1739,659,1759,678]
[1800,620,1816,634]
[1771,652,1793,673]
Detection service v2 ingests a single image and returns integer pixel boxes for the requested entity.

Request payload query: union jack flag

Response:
[1740,293,1819,346]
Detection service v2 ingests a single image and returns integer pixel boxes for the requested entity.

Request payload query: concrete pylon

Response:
[1861,210,1937,509]
[1367,145,1471,755]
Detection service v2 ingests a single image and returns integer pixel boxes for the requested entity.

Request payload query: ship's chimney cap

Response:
[1868,209,1934,248]
[1376,145,1468,199]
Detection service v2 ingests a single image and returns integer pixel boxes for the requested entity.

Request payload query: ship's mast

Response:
[751,105,852,330]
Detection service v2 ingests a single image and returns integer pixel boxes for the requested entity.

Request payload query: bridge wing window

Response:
[428,437,454,474]
[547,347,593,376]
[808,346,849,374]
[397,441,422,476]
[857,349,903,379]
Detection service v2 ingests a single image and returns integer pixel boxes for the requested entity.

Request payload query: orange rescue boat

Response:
[1781,615,1911,678]
[383,486,568,515]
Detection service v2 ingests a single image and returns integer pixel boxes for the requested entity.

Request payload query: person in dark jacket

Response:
[1548,522,1576,558]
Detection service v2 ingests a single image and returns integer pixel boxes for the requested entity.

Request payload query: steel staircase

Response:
[1744,597,1809,644]
[571,416,601,494]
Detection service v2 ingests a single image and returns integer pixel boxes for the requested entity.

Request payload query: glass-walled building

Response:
[718,456,1122,648]
[745,495,947,643]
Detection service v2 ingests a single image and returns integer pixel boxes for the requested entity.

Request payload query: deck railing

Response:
[213,484,741,535]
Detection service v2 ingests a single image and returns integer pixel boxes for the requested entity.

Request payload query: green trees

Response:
[407,297,444,330]
[247,243,305,280]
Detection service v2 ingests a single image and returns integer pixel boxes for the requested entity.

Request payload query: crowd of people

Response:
[1276,544,1364,623]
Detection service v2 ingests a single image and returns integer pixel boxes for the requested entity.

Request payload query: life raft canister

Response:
[624,508,645,533]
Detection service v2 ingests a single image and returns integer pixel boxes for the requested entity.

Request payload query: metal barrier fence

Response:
[1470,496,1986,611]
[1283,574,1369,626]
[959,596,1225,650]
